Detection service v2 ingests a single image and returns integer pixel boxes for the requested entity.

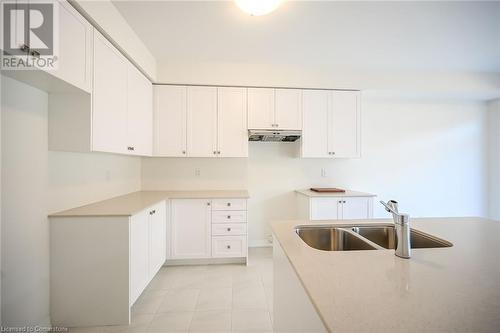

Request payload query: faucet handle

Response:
[380,200,398,214]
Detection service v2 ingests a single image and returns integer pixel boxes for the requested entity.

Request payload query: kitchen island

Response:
[271,217,500,333]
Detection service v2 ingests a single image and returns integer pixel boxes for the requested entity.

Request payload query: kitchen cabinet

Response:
[126,64,153,156]
[170,199,212,259]
[154,85,187,157]
[50,200,167,326]
[248,88,302,130]
[154,86,247,158]
[52,0,93,92]
[130,210,150,304]
[92,30,128,154]
[217,87,248,157]
[297,192,374,220]
[186,86,218,157]
[301,90,360,158]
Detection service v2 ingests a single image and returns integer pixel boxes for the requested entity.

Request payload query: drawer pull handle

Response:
[227,228,231,232]
[226,245,231,249]
[207,202,211,206]
[227,202,231,206]
[227,215,231,219]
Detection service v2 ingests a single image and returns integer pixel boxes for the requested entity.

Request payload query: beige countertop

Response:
[271,217,500,332]
[49,190,249,217]
[296,189,376,197]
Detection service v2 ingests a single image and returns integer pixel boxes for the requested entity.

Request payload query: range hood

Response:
[248,129,301,142]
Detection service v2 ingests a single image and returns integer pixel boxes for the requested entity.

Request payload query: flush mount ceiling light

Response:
[235,0,283,16]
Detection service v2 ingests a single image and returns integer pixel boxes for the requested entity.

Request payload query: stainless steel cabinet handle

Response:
[227,202,231,206]
[217,151,221,155]
[207,202,211,206]
[227,215,231,219]
[213,151,217,154]
[127,146,135,151]
[226,245,231,249]
[227,228,231,232]
[182,150,186,154]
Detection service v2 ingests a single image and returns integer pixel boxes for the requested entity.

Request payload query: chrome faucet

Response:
[380,200,411,259]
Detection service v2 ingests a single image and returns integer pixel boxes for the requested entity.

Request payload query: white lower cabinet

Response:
[50,200,167,327]
[168,198,248,261]
[298,194,374,220]
[170,199,212,259]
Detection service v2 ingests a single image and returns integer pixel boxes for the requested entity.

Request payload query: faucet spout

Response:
[380,200,411,259]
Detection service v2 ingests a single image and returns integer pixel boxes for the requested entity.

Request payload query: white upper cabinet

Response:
[187,86,218,157]
[53,0,93,92]
[301,90,330,158]
[329,91,361,158]
[248,88,275,129]
[92,30,128,154]
[154,85,187,157]
[302,90,360,158]
[248,88,302,130]
[275,89,302,130]
[126,64,153,156]
[217,87,248,158]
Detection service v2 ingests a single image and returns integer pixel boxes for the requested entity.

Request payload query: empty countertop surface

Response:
[271,217,500,332]
[49,190,249,217]
[296,189,376,197]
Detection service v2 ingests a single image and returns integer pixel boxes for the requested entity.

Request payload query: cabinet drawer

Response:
[212,223,247,236]
[212,199,247,211]
[212,210,247,224]
[212,236,247,258]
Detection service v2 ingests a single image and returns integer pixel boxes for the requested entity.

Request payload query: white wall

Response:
[1,76,141,325]
[142,99,488,245]
[488,99,500,221]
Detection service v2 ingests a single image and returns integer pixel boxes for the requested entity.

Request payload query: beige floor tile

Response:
[188,310,231,333]
[157,289,200,313]
[132,291,167,315]
[231,309,273,332]
[147,312,194,333]
[200,270,233,289]
[232,285,268,310]
[196,287,232,311]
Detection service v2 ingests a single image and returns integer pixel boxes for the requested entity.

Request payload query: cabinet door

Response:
[127,64,153,156]
[248,88,275,129]
[340,197,372,219]
[217,87,248,157]
[275,89,302,130]
[149,201,166,276]
[329,91,361,158]
[186,87,218,157]
[301,90,330,158]
[154,85,187,157]
[170,199,211,259]
[92,30,128,154]
[53,1,92,92]
[310,198,341,220]
[130,210,149,305]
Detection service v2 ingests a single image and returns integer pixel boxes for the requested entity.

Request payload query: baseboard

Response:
[165,257,246,266]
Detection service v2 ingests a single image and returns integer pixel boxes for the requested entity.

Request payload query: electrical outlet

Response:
[195,168,201,176]
[321,168,327,177]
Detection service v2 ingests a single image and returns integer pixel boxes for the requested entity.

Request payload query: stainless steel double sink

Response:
[295,224,452,251]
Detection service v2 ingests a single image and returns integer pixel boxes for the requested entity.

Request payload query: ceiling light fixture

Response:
[235,0,283,16]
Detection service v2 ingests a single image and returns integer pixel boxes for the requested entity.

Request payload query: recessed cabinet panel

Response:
[310,198,340,220]
[171,199,212,259]
[130,210,149,305]
[187,87,218,157]
[154,86,187,157]
[341,197,372,219]
[275,89,302,130]
[92,31,128,154]
[248,88,275,129]
[330,91,360,158]
[149,202,166,274]
[126,64,153,156]
[301,90,330,158]
[217,87,248,157]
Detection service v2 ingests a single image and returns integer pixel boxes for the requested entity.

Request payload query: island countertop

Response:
[271,217,500,332]
[49,190,249,217]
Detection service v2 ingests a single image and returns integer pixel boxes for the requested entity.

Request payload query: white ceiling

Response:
[113,0,500,73]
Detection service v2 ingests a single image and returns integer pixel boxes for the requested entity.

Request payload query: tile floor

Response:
[69,247,274,333]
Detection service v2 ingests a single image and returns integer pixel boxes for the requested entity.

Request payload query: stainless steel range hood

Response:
[248,130,301,142]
